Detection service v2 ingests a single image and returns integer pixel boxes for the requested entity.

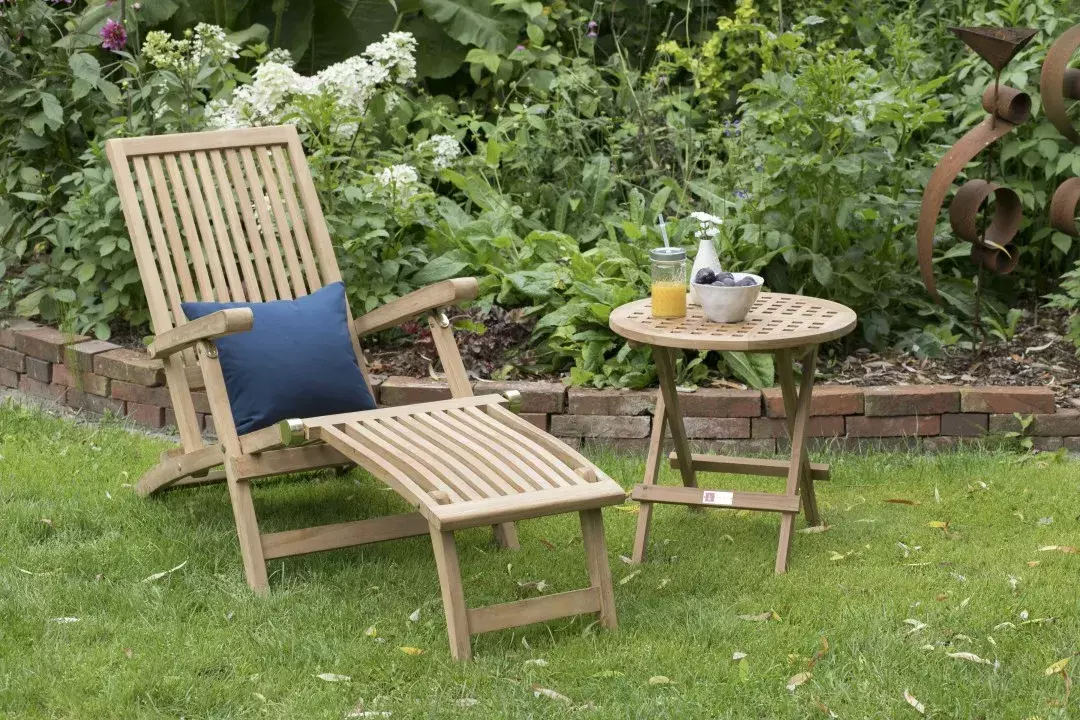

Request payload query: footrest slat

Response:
[467,587,601,635]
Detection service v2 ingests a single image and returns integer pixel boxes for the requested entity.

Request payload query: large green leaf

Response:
[404,16,467,79]
[419,0,510,54]
[722,351,774,389]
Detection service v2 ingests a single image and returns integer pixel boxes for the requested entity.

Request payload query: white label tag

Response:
[702,490,734,506]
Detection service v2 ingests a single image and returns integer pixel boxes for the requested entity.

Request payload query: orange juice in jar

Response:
[650,247,687,318]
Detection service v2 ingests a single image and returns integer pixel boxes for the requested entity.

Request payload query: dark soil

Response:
[78,303,1080,410]
[818,308,1080,410]
[367,306,1080,409]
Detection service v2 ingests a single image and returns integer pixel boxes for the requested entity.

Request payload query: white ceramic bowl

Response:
[691,273,763,323]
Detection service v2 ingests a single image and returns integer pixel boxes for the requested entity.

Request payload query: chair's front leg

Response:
[580,509,618,630]
[430,527,473,661]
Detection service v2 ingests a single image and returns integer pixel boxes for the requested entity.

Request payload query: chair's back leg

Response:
[427,314,519,550]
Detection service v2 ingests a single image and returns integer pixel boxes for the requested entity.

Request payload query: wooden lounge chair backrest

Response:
[106,126,368,447]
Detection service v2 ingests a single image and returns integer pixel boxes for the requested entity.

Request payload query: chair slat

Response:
[463,407,583,486]
[179,153,231,301]
[224,149,278,300]
[209,150,263,302]
[271,145,322,290]
[257,146,307,296]
[195,151,247,300]
[363,419,473,502]
[487,404,610,482]
[164,155,215,300]
[412,411,529,495]
[147,156,197,301]
[380,416,512,500]
[340,422,444,499]
[451,407,570,488]
[285,133,341,283]
[445,408,562,490]
[240,147,292,298]
[132,158,185,324]
[315,425,428,511]
[397,414,516,497]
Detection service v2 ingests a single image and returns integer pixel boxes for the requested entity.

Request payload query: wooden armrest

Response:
[353,278,479,337]
[147,308,254,359]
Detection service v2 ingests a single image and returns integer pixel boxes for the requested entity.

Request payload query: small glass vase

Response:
[689,237,721,306]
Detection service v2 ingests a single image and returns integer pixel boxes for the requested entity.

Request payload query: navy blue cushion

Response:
[181,282,376,435]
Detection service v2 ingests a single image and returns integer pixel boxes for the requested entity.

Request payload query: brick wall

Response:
[2,320,1075,454]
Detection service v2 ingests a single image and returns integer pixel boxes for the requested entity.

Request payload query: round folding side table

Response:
[609,293,857,573]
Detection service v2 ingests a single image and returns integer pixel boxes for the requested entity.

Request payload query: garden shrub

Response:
[2,0,1079,384]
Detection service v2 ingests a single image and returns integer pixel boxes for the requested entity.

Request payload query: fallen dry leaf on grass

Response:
[648,676,674,686]
[927,521,950,535]
[398,647,424,656]
[738,611,781,622]
[48,617,79,624]
[946,652,993,665]
[453,699,478,708]
[886,498,920,506]
[786,671,811,691]
[798,524,831,534]
[532,686,571,703]
[364,625,377,638]
[1038,545,1078,554]
[732,651,747,661]
[903,689,926,714]
[618,570,640,586]
[1045,657,1072,675]
[523,658,548,667]
[141,560,188,583]
[408,608,421,622]
[317,673,351,682]
[904,619,927,635]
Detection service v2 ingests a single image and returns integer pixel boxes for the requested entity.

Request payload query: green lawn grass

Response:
[2,400,1079,719]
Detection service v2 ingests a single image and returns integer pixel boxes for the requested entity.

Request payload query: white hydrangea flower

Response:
[143,23,237,74]
[690,211,723,240]
[363,31,417,83]
[262,47,294,66]
[418,134,461,170]
[374,164,420,197]
[205,31,417,130]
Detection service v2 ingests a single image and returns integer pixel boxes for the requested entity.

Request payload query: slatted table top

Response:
[609,293,857,351]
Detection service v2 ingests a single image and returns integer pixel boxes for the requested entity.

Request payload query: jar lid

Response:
[650,246,686,261]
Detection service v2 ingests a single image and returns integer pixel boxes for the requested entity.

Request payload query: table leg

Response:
[653,347,697,490]
[775,347,818,574]
[631,391,666,563]
[777,347,821,527]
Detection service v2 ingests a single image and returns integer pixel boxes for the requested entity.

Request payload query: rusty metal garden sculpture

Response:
[1042,24,1080,237]
[916,27,1037,305]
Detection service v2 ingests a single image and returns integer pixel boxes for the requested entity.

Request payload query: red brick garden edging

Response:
[1,319,1075,454]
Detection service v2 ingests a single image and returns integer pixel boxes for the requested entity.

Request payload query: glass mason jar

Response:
[650,247,687,318]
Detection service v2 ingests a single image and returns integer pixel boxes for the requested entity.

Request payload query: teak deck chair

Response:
[105,126,623,659]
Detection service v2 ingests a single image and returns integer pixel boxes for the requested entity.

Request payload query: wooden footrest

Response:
[631,484,800,513]
[670,452,830,481]
[466,587,602,634]
[299,395,626,530]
